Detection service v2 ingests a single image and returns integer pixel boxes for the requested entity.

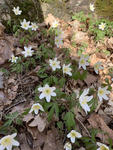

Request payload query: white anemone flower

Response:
[49,58,61,71]
[55,36,63,48]
[97,142,109,150]
[79,55,89,70]
[98,86,110,101]
[10,54,18,63]
[29,103,44,115]
[64,142,72,150]
[21,19,30,30]
[38,84,56,102]
[94,62,103,74]
[63,64,72,76]
[12,6,22,15]
[51,20,59,28]
[79,88,93,114]
[22,46,34,57]
[56,28,64,38]
[31,23,38,31]
[0,133,19,150]
[67,130,82,143]
[89,3,95,12]
[98,23,106,31]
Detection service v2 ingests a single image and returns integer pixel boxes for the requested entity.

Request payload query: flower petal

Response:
[51,87,56,91]
[29,108,33,113]
[51,92,56,97]
[76,132,82,138]
[34,109,39,114]
[38,87,43,92]
[12,139,20,146]
[39,93,45,99]
[67,133,71,138]
[87,95,93,102]
[0,145,5,150]
[70,137,75,143]
[6,145,12,150]
[46,95,51,102]
[103,95,109,100]
[11,133,17,138]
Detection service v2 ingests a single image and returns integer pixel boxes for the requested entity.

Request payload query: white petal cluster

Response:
[21,19,30,30]
[89,3,95,12]
[94,62,103,74]
[51,20,59,28]
[49,58,61,71]
[10,54,18,63]
[13,6,22,15]
[29,103,44,115]
[64,142,72,150]
[79,88,93,114]
[98,86,110,101]
[63,64,72,76]
[31,22,38,31]
[97,142,109,150]
[38,84,56,102]
[67,130,82,143]
[56,28,64,38]
[98,23,106,31]
[55,36,63,48]
[55,27,64,48]
[0,133,19,150]
[79,55,89,70]
[22,46,34,57]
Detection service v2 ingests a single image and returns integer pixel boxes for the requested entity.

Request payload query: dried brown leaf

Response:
[18,133,32,150]
[23,113,34,123]
[84,73,97,86]
[0,23,5,37]
[43,129,63,150]
[105,37,113,50]
[73,31,89,44]
[88,113,113,143]
[29,115,47,132]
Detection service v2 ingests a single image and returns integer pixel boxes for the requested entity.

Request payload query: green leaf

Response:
[52,76,58,85]
[54,102,59,118]
[5,112,19,120]
[64,111,76,130]
[37,67,48,78]
[48,105,54,121]
[20,37,25,44]
[72,71,81,80]
[44,102,53,111]
[59,77,66,88]
[79,70,87,80]
[47,102,59,121]
[57,121,63,130]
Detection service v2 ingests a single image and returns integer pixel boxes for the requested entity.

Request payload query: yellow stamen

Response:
[1,137,12,146]
[80,59,85,64]
[99,89,104,95]
[33,105,40,110]
[81,98,87,105]
[71,132,76,138]
[45,89,51,95]
[52,62,57,66]
[100,145,108,150]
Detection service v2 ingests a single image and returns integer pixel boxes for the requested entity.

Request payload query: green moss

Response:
[95,0,113,20]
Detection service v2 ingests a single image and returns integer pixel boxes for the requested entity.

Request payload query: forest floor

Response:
[0,1,113,150]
